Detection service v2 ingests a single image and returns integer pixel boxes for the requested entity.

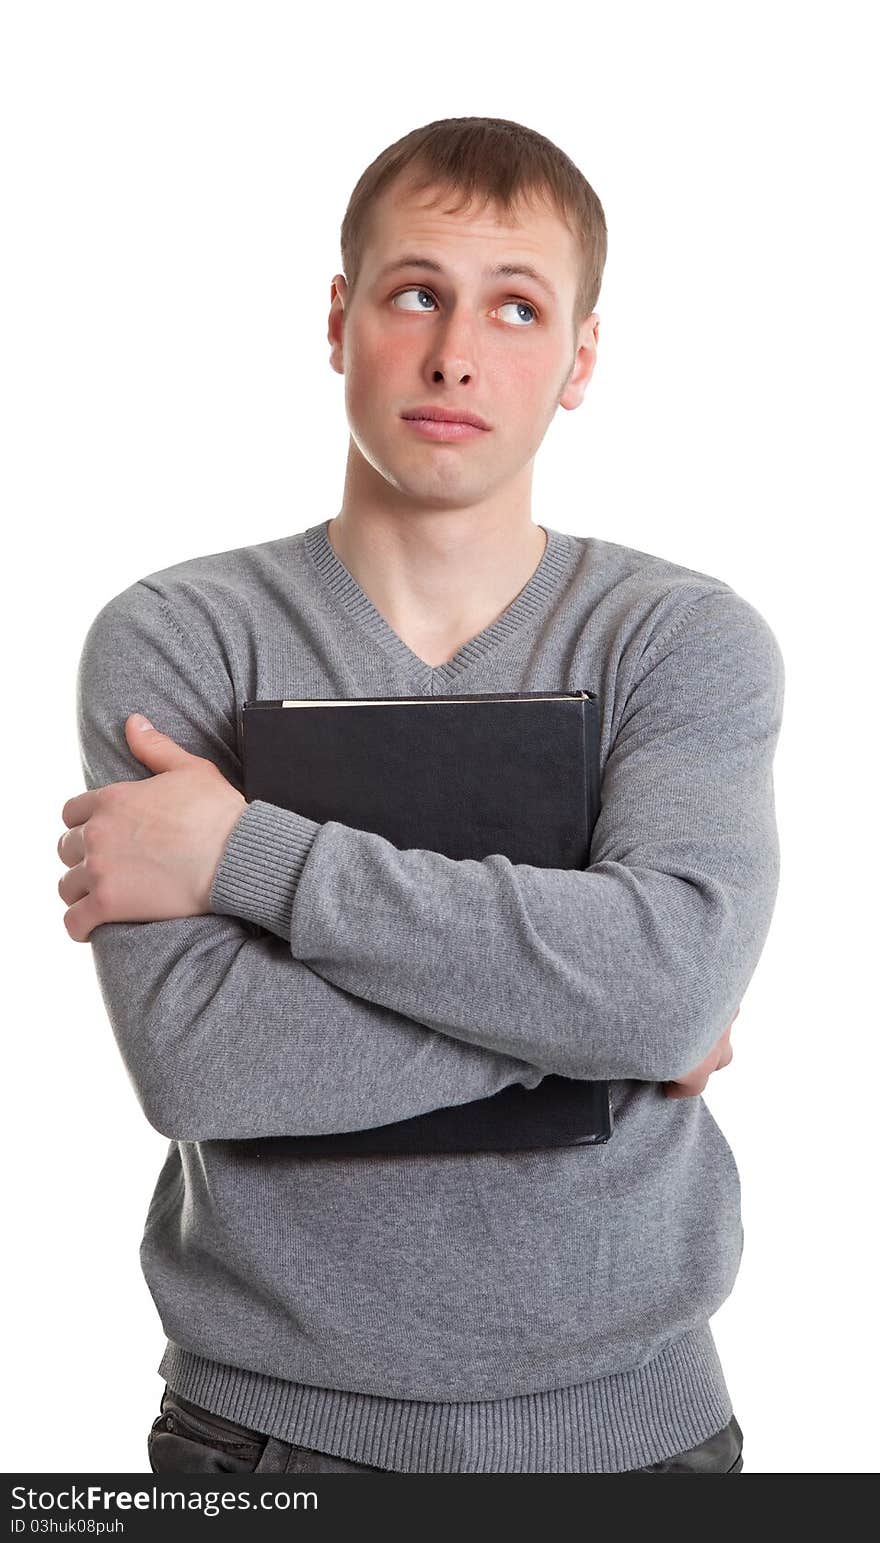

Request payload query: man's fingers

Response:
[61,790,100,829]
[58,863,91,906]
[62,895,98,943]
[664,1009,740,1098]
[57,825,86,866]
[663,1069,710,1098]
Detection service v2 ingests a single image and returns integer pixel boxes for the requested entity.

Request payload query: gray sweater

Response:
[75,518,784,1472]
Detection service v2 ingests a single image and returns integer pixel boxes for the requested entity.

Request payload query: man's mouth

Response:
[401,406,490,431]
[401,417,489,441]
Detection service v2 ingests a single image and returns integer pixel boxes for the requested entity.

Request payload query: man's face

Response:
[328,178,599,511]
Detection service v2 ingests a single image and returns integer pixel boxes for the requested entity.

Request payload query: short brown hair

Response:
[339,116,607,339]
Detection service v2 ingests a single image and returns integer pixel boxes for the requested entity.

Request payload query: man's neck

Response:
[325,514,548,669]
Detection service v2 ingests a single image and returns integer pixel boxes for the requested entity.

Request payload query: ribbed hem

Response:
[303,519,577,689]
[157,1323,733,1473]
[209,798,322,939]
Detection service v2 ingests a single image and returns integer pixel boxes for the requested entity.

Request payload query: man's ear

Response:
[559,313,600,411]
[328,274,348,371]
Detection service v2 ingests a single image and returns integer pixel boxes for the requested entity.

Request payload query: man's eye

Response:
[391,287,537,326]
[392,287,438,313]
[497,300,538,326]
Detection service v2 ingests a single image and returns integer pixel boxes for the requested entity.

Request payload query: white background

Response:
[3,0,877,1475]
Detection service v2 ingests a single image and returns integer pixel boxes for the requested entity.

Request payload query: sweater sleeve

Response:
[210,588,785,1084]
[73,580,547,1143]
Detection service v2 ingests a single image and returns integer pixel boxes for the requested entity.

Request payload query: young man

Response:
[59,117,780,1473]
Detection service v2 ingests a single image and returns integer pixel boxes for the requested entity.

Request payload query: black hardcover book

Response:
[240,689,612,1154]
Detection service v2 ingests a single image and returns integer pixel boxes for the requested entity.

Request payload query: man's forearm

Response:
[210,592,783,1087]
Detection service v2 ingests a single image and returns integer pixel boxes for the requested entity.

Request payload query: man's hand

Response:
[58,713,247,942]
[662,1008,739,1098]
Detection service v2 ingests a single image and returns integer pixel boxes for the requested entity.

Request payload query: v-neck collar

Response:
[303,518,577,690]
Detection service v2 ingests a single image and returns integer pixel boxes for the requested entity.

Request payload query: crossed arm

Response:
[56,715,740,1102]
[58,579,781,1138]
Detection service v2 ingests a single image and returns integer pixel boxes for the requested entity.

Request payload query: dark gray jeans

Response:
[148,1386,744,1473]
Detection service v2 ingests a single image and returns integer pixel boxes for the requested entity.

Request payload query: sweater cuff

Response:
[209,798,322,940]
